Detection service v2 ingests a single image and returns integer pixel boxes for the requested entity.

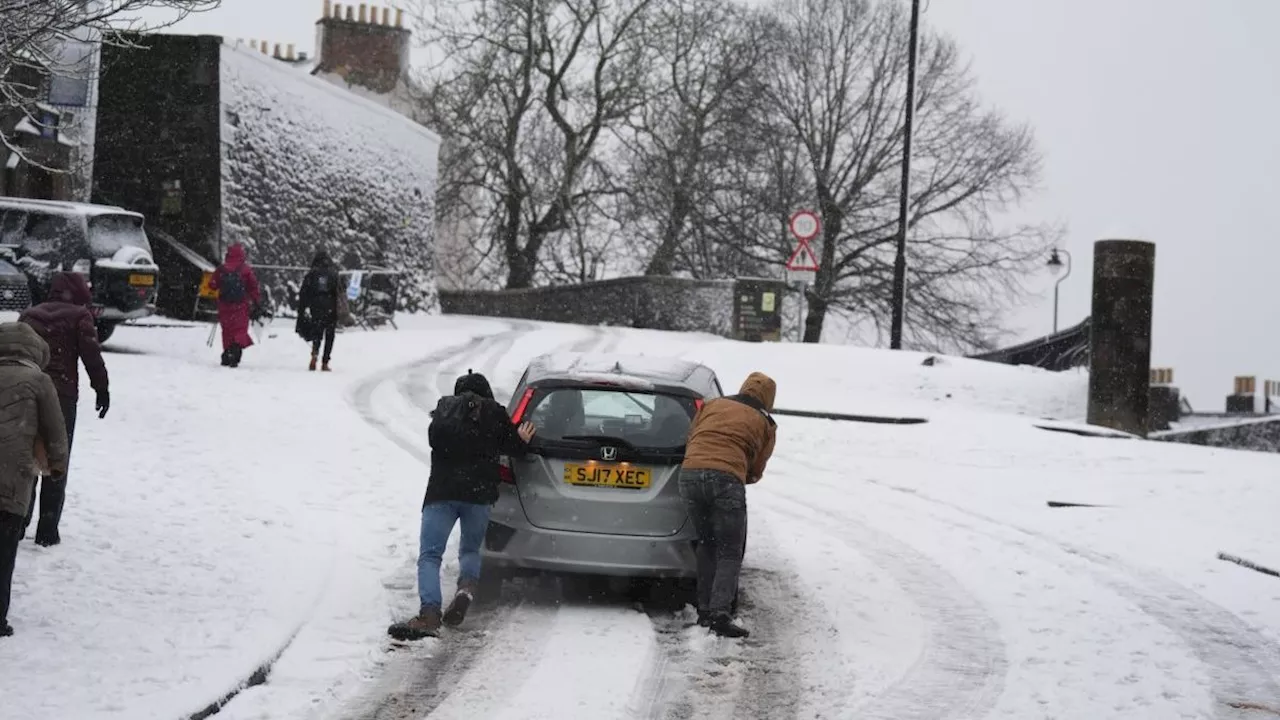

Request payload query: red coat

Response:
[209,244,261,351]
[19,272,109,400]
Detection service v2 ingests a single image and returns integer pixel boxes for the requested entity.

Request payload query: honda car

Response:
[483,353,724,593]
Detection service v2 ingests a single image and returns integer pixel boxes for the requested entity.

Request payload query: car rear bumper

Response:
[93,304,156,322]
[483,495,697,578]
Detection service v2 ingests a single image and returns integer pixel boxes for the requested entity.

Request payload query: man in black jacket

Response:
[297,250,341,372]
[389,371,536,640]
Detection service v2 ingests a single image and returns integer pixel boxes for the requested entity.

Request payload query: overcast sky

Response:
[140,0,1280,409]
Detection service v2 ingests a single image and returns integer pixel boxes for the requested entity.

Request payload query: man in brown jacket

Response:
[679,371,776,638]
[0,322,70,638]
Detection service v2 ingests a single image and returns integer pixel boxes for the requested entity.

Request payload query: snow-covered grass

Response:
[3,313,1280,720]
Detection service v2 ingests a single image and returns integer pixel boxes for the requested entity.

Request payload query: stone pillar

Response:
[1087,239,1156,436]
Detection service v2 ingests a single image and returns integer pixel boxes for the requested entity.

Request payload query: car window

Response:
[0,210,25,245]
[24,212,77,257]
[527,387,698,448]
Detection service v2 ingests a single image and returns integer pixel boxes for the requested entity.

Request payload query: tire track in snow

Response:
[856,480,1280,717]
[346,322,622,719]
[762,491,1009,720]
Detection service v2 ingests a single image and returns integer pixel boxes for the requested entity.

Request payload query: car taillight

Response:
[499,456,515,484]
[694,398,704,412]
[511,387,535,424]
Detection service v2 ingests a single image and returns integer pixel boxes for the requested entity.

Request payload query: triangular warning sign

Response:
[786,241,820,271]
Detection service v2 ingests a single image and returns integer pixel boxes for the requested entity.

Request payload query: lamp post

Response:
[1047,248,1072,334]
[888,0,921,350]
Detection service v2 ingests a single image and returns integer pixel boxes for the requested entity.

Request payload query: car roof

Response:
[0,196,144,221]
[523,352,719,395]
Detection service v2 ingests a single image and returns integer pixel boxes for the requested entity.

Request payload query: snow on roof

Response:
[0,197,140,220]
[220,40,440,146]
[526,352,706,384]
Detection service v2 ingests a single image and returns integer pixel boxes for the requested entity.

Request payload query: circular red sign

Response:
[789,210,820,241]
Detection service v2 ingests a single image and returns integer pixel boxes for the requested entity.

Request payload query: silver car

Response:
[482,352,724,592]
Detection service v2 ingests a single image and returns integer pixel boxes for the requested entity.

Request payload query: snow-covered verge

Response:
[3,315,1280,720]
[219,42,441,312]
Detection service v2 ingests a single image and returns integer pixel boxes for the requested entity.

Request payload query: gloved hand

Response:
[96,389,110,419]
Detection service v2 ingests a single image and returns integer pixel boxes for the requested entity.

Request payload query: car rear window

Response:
[526,387,699,449]
[88,214,150,257]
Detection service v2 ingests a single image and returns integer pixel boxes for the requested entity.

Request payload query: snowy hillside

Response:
[219,42,441,311]
[1,316,1278,720]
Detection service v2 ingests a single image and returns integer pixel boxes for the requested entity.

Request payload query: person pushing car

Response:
[679,371,777,638]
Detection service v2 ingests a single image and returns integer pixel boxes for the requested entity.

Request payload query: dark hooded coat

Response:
[18,272,109,401]
[297,251,341,337]
[682,372,777,485]
[422,372,531,507]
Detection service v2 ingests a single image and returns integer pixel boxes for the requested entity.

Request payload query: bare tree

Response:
[612,0,772,277]
[1,0,218,171]
[761,0,1052,350]
[412,0,655,290]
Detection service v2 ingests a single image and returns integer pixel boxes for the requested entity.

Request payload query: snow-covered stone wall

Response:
[439,276,736,337]
[218,42,440,312]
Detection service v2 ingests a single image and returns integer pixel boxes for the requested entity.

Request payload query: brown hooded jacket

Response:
[681,372,777,484]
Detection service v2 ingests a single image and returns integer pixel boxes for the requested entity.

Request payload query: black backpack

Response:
[430,392,485,450]
[219,268,246,303]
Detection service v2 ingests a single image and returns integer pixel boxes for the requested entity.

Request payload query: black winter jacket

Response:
[422,373,529,507]
[299,254,341,326]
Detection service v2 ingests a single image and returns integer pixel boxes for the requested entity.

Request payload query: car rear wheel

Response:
[95,321,117,344]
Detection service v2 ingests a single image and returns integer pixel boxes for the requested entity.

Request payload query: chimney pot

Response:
[250,39,258,50]
[273,43,282,58]
[381,6,390,24]
[334,2,342,19]
[359,3,368,23]
[261,39,269,54]
[395,7,403,27]
[323,0,332,18]
[287,43,296,60]
[345,5,354,20]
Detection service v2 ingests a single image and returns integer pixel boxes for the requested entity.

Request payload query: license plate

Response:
[128,274,155,287]
[563,462,652,489]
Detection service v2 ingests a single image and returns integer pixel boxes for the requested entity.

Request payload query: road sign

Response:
[347,270,364,300]
[789,210,820,242]
[786,240,820,272]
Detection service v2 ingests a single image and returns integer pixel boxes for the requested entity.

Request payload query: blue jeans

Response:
[678,469,747,616]
[418,501,491,611]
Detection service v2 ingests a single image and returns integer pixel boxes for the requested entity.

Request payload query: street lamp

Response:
[1047,248,1072,334]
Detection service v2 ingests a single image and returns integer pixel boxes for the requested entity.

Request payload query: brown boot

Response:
[444,580,478,627]
[321,361,332,372]
[308,354,318,371]
[388,607,441,640]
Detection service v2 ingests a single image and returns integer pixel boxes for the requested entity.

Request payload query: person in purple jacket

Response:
[18,271,109,546]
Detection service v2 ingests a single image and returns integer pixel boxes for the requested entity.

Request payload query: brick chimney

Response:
[314,0,410,95]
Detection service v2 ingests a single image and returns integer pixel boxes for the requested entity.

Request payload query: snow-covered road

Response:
[4,315,1280,720]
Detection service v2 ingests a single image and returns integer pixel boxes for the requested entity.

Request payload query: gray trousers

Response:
[678,469,747,616]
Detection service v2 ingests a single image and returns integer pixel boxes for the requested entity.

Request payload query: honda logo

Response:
[600,446,618,461]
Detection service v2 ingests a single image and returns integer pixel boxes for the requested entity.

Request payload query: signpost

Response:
[346,270,364,301]
[786,210,820,341]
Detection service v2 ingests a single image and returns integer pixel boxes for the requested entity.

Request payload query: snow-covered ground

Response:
[2,314,1280,719]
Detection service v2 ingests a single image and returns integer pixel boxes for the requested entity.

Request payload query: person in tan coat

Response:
[679,371,776,638]
[0,322,70,637]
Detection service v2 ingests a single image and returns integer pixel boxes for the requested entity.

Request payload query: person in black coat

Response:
[297,251,341,371]
[388,371,537,640]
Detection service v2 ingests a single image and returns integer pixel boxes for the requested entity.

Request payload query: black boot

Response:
[708,613,749,639]
[34,514,60,547]
[1,621,12,637]
[697,611,711,627]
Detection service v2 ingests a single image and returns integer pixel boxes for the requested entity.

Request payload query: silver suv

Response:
[483,353,724,593]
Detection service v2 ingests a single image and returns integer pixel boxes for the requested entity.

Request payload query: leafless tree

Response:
[411,0,656,290]
[612,0,773,277]
[1,0,219,172]
[760,0,1053,351]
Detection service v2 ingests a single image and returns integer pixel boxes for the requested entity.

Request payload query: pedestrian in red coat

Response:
[209,243,261,368]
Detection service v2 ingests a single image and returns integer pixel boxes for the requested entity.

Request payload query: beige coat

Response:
[0,322,69,517]
[682,372,777,484]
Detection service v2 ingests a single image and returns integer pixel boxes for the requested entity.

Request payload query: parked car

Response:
[0,197,159,342]
[0,257,31,312]
[483,352,725,597]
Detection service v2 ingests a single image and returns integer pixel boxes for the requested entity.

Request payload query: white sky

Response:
[139,0,1280,409]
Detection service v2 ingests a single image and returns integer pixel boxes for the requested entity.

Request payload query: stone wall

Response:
[440,276,736,336]
[1155,416,1280,454]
